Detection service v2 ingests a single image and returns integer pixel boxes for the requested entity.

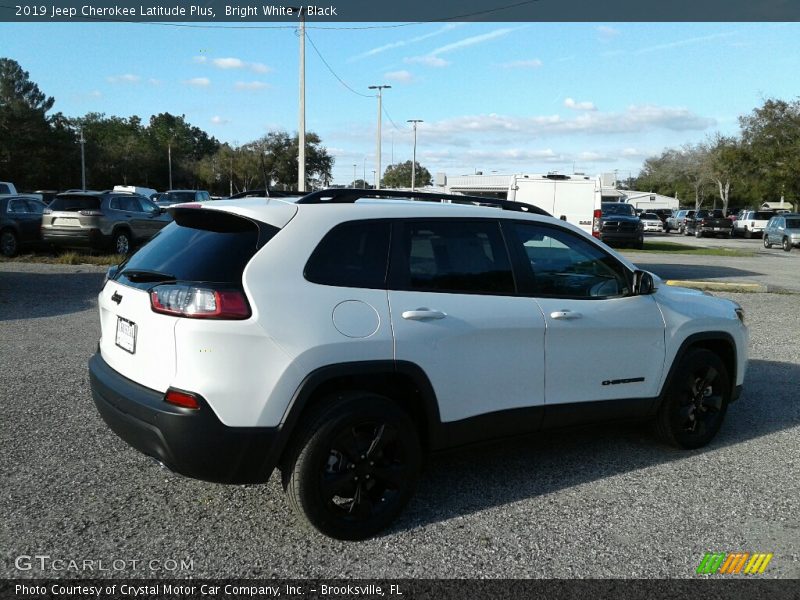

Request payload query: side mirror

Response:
[632,270,656,295]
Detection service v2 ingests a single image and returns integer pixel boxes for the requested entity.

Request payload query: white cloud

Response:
[636,31,737,54]
[184,77,211,87]
[385,70,413,83]
[212,57,245,69]
[404,55,450,68]
[349,23,461,61]
[234,81,269,91]
[405,27,520,69]
[500,59,542,69]
[107,74,140,84]
[193,56,208,64]
[249,62,272,74]
[597,26,621,40]
[211,116,230,125]
[564,97,597,111]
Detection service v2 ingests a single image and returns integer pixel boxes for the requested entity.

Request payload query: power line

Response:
[382,105,404,132]
[305,31,374,98]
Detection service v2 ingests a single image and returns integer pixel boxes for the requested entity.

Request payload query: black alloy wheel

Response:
[657,348,730,449]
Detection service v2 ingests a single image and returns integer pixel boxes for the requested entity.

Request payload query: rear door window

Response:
[395,219,515,295]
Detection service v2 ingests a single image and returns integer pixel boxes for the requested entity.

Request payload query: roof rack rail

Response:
[296,188,551,216]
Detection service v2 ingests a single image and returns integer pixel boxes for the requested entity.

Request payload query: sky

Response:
[2,21,800,185]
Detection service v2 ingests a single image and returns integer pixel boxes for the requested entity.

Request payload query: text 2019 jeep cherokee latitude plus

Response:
[89,189,748,540]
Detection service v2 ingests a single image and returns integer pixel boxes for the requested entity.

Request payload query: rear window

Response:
[167,191,198,203]
[50,195,102,212]
[754,212,775,220]
[786,218,800,228]
[117,210,278,287]
[641,213,659,220]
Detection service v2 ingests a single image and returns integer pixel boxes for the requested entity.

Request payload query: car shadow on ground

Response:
[0,270,104,321]
[634,263,761,281]
[394,358,799,534]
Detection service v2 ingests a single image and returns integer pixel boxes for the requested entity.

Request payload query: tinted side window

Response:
[399,220,514,295]
[25,200,45,214]
[510,222,630,299]
[305,220,390,289]
[8,200,27,213]
[0,184,10,194]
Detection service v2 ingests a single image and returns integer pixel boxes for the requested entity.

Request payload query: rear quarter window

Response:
[304,220,391,289]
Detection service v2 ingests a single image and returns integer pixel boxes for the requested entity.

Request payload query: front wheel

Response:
[283,393,422,540]
[695,230,703,238]
[783,237,793,252]
[764,236,772,249]
[112,230,131,255]
[656,349,730,449]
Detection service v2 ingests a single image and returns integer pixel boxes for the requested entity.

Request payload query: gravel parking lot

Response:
[1,259,798,579]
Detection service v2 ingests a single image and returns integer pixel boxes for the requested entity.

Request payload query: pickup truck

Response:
[666,209,694,233]
[731,210,774,238]
[685,209,731,238]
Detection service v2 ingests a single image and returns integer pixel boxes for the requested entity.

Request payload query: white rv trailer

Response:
[445,173,602,236]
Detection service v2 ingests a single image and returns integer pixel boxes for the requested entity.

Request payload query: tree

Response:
[738,98,800,203]
[240,131,333,190]
[704,134,743,216]
[382,160,432,188]
[350,179,371,189]
[635,145,711,210]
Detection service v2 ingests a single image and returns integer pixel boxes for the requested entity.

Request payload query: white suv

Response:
[89,189,748,540]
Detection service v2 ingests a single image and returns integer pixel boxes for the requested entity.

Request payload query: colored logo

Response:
[697,552,773,575]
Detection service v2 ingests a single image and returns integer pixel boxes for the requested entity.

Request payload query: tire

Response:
[656,348,730,449]
[744,228,752,239]
[764,236,772,249]
[679,225,685,234]
[783,237,792,252]
[634,239,644,250]
[729,228,736,238]
[111,230,131,255]
[0,229,19,258]
[282,392,422,540]
[695,230,703,238]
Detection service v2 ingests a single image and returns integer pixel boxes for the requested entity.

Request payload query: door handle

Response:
[402,309,447,321]
[550,310,582,320]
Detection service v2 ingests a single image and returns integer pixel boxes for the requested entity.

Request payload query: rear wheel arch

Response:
[276,361,443,469]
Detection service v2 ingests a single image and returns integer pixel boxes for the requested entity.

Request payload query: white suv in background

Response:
[89,189,748,540]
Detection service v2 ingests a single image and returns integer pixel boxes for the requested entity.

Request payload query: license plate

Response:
[53,217,80,227]
[115,317,137,354]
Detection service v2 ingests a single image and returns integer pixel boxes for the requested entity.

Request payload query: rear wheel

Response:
[744,228,752,239]
[783,237,792,252]
[656,349,730,449]
[0,230,19,257]
[283,393,422,540]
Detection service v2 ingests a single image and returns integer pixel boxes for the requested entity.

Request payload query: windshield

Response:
[602,203,635,216]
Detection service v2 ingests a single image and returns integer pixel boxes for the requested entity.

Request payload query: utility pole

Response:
[79,128,86,190]
[407,119,423,191]
[368,84,391,189]
[168,141,173,190]
[298,7,306,192]
[352,163,357,188]
[363,157,367,188]
[229,155,233,196]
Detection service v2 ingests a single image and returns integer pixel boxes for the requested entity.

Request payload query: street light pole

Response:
[407,119,423,191]
[352,163,357,187]
[79,128,86,191]
[368,84,391,189]
[168,141,173,190]
[298,8,306,192]
[363,157,366,189]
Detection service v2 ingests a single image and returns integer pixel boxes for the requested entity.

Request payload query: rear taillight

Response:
[592,209,602,238]
[79,210,103,216]
[165,389,200,409]
[150,284,250,319]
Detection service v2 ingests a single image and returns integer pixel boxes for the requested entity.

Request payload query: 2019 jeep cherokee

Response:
[89,189,748,540]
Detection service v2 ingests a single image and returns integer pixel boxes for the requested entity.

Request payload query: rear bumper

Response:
[89,353,279,484]
[42,227,107,247]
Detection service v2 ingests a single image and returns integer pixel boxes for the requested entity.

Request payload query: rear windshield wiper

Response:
[120,269,177,282]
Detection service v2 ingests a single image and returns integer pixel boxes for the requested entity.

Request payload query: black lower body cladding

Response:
[89,353,280,484]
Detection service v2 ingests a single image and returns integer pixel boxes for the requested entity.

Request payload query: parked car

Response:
[0,195,48,257]
[41,191,171,254]
[639,212,665,233]
[731,210,775,238]
[763,213,800,252]
[685,209,731,238]
[666,209,695,234]
[228,189,303,199]
[0,181,18,195]
[89,188,747,540]
[653,209,673,226]
[598,202,644,248]
[155,190,212,207]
